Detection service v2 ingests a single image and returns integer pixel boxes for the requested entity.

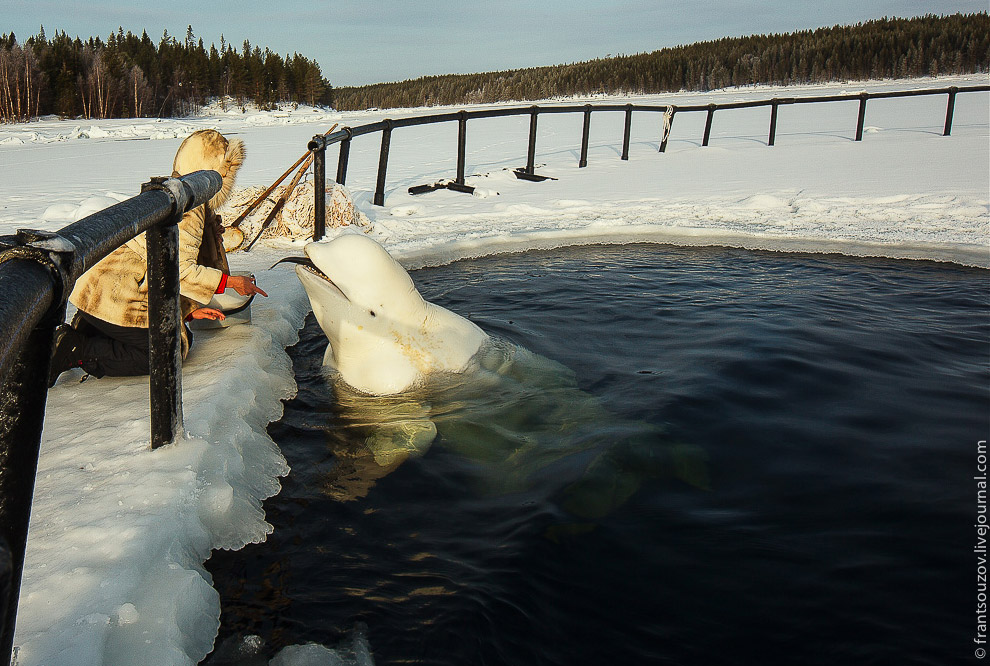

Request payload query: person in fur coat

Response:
[49,130,268,385]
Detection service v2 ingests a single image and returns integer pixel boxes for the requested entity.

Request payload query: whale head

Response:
[291,234,489,395]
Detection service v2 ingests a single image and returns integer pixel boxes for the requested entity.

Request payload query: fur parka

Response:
[69,131,246,337]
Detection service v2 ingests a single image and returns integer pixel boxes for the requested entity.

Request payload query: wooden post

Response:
[456,111,468,185]
[579,105,592,168]
[659,107,675,153]
[336,129,352,185]
[855,93,868,141]
[525,107,539,175]
[768,100,779,146]
[943,87,958,136]
[314,145,326,241]
[373,120,392,207]
[621,104,633,160]
[702,104,716,147]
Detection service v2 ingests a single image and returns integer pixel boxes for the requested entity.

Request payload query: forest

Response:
[1,13,987,122]
[0,25,330,122]
[332,13,989,111]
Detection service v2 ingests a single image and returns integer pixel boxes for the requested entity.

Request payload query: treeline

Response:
[332,13,989,111]
[0,25,332,122]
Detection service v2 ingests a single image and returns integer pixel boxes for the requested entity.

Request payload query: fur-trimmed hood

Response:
[69,129,240,331]
[171,129,245,209]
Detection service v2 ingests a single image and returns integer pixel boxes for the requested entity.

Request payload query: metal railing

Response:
[0,170,222,665]
[307,84,989,233]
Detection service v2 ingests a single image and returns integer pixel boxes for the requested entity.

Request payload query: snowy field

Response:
[1,74,987,665]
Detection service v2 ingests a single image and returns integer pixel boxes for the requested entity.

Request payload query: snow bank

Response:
[2,74,987,666]
[371,182,989,269]
[0,122,200,146]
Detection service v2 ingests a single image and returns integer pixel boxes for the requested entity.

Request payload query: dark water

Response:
[206,244,990,665]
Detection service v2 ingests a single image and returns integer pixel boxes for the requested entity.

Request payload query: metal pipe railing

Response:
[306,83,988,218]
[0,169,221,665]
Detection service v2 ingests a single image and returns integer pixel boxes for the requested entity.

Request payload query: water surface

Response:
[207,244,989,665]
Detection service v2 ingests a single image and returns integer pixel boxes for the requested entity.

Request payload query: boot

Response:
[48,324,86,387]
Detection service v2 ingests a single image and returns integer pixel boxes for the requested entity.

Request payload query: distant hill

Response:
[331,12,989,111]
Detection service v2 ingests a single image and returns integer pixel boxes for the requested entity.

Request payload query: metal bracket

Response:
[513,168,556,182]
[0,230,76,323]
[408,180,477,196]
[141,176,191,221]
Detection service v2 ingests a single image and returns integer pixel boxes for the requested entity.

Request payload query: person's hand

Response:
[226,274,268,297]
[191,307,226,321]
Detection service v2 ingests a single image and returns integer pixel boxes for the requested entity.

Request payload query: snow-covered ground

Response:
[1,74,987,666]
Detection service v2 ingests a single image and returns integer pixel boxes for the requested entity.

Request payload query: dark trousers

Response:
[73,312,194,378]
[73,311,151,377]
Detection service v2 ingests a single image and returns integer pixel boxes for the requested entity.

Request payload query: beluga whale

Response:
[283,233,489,395]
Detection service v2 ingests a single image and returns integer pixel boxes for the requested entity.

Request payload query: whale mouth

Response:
[272,256,349,302]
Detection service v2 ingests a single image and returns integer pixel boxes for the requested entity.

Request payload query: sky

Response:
[1,1,986,86]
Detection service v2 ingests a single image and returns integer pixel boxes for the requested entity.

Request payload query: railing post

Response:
[579,105,592,168]
[373,120,393,207]
[525,106,539,175]
[943,87,958,136]
[336,128,352,186]
[769,100,780,146]
[0,260,62,665]
[659,107,676,153]
[313,144,326,242]
[621,104,633,160]
[855,93,869,141]
[144,197,183,451]
[456,111,468,185]
[702,104,716,147]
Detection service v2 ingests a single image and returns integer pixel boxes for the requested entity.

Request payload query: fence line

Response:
[0,170,222,665]
[307,84,989,229]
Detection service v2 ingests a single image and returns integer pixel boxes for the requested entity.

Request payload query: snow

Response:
[0,74,987,666]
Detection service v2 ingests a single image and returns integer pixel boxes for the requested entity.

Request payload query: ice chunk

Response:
[269,625,373,666]
[41,203,79,222]
[115,604,139,626]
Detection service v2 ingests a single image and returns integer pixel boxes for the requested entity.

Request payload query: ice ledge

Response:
[389,226,990,271]
[14,269,309,666]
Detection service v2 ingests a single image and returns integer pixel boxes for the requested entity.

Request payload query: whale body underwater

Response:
[281,234,708,521]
